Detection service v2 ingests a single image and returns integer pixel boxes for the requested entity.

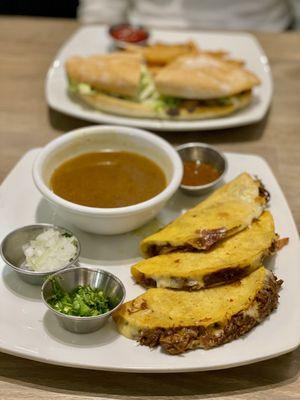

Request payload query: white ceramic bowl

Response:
[33,125,183,234]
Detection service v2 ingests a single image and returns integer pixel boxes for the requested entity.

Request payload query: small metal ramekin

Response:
[108,23,150,49]
[176,143,228,196]
[41,267,126,334]
[0,224,80,285]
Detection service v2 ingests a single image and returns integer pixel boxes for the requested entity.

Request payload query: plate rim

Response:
[1,149,299,372]
[45,26,273,131]
[0,340,298,374]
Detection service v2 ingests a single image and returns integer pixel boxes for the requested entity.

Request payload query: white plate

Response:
[0,149,299,373]
[46,26,272,131]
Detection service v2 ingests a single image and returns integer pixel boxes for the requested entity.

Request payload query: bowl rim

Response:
[0,223,81,277]
[41,266,126,320]
[176,142,228,191]
[33,125,183,216]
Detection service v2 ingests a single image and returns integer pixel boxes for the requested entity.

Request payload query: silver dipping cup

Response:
[176,143,227,196]
[108,23,150,49]
[41,267,126,334]
[0,224,80,285]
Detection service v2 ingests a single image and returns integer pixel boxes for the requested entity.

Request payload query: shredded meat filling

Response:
[138,274,282,354]
[142,238,281,290]
[203,266,250,287]
[138,274,157,288]
[191,227,227,250]
[274,237,289,251]
[257,180,271,203]
[146,228,227,257]
[269,237,289,254]
[146,243,196,257]
[166,107,180,116]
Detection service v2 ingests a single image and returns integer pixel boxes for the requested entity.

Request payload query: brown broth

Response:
[50,151,166,208]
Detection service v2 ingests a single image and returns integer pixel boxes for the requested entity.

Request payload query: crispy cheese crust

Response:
[132,212,277,290]
[113,267,282,355]
[140,173,269,258]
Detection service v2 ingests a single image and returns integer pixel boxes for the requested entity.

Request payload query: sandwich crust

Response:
[113,267,282,354]
[72,90,252,120]
[132,211,278,290]
[66,53,143,97]
[140,173,269,257]
[155,54,260,99]
[71,90,158,118]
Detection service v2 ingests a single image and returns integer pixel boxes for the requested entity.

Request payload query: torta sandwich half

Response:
[65,52,260,120]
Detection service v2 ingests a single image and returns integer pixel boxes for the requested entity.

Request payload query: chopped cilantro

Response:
[62,232,72,238]
[216,97,233,106]
[48,277,111,317]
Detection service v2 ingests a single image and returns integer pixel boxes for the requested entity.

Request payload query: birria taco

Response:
[113,267,282,354]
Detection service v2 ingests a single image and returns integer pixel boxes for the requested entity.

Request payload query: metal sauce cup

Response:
[177,143,228,196]
[108,23,150,49]
[41,267,126,334]
[0,224,80,285]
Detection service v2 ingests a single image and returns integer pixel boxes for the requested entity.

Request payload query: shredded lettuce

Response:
[67,69,182,113]
[77,83,95,95]
[68,78,79,93]
[137,65,159,102]
[136,67,184,114]
[68,77,95,95]
[153,96,182,113]
[216,97,233,106]
[67,70,235,114]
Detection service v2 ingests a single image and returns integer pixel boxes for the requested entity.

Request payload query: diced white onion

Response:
[22,228,77,272]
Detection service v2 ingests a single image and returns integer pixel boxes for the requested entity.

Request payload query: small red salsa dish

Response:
[109,23,149,45]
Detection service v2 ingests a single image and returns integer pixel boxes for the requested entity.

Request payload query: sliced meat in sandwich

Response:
[141,173,270,257]
[113,267,282,354]
[133,211,284,290]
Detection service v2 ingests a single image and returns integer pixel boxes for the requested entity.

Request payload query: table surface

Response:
[0,16,300,400]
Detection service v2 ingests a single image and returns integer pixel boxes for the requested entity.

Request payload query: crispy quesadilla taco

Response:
[65,52,259,120]
[113,267,282,354]
[140,173,269,257]
[133,211,283,290]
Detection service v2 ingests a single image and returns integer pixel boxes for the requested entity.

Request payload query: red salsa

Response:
[109,24,149,43]
[182,160,220,186]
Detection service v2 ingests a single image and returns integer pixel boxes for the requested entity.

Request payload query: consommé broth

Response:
[50,151,166,208]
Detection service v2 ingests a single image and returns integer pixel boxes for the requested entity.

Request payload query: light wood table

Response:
[0,16,299,400]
